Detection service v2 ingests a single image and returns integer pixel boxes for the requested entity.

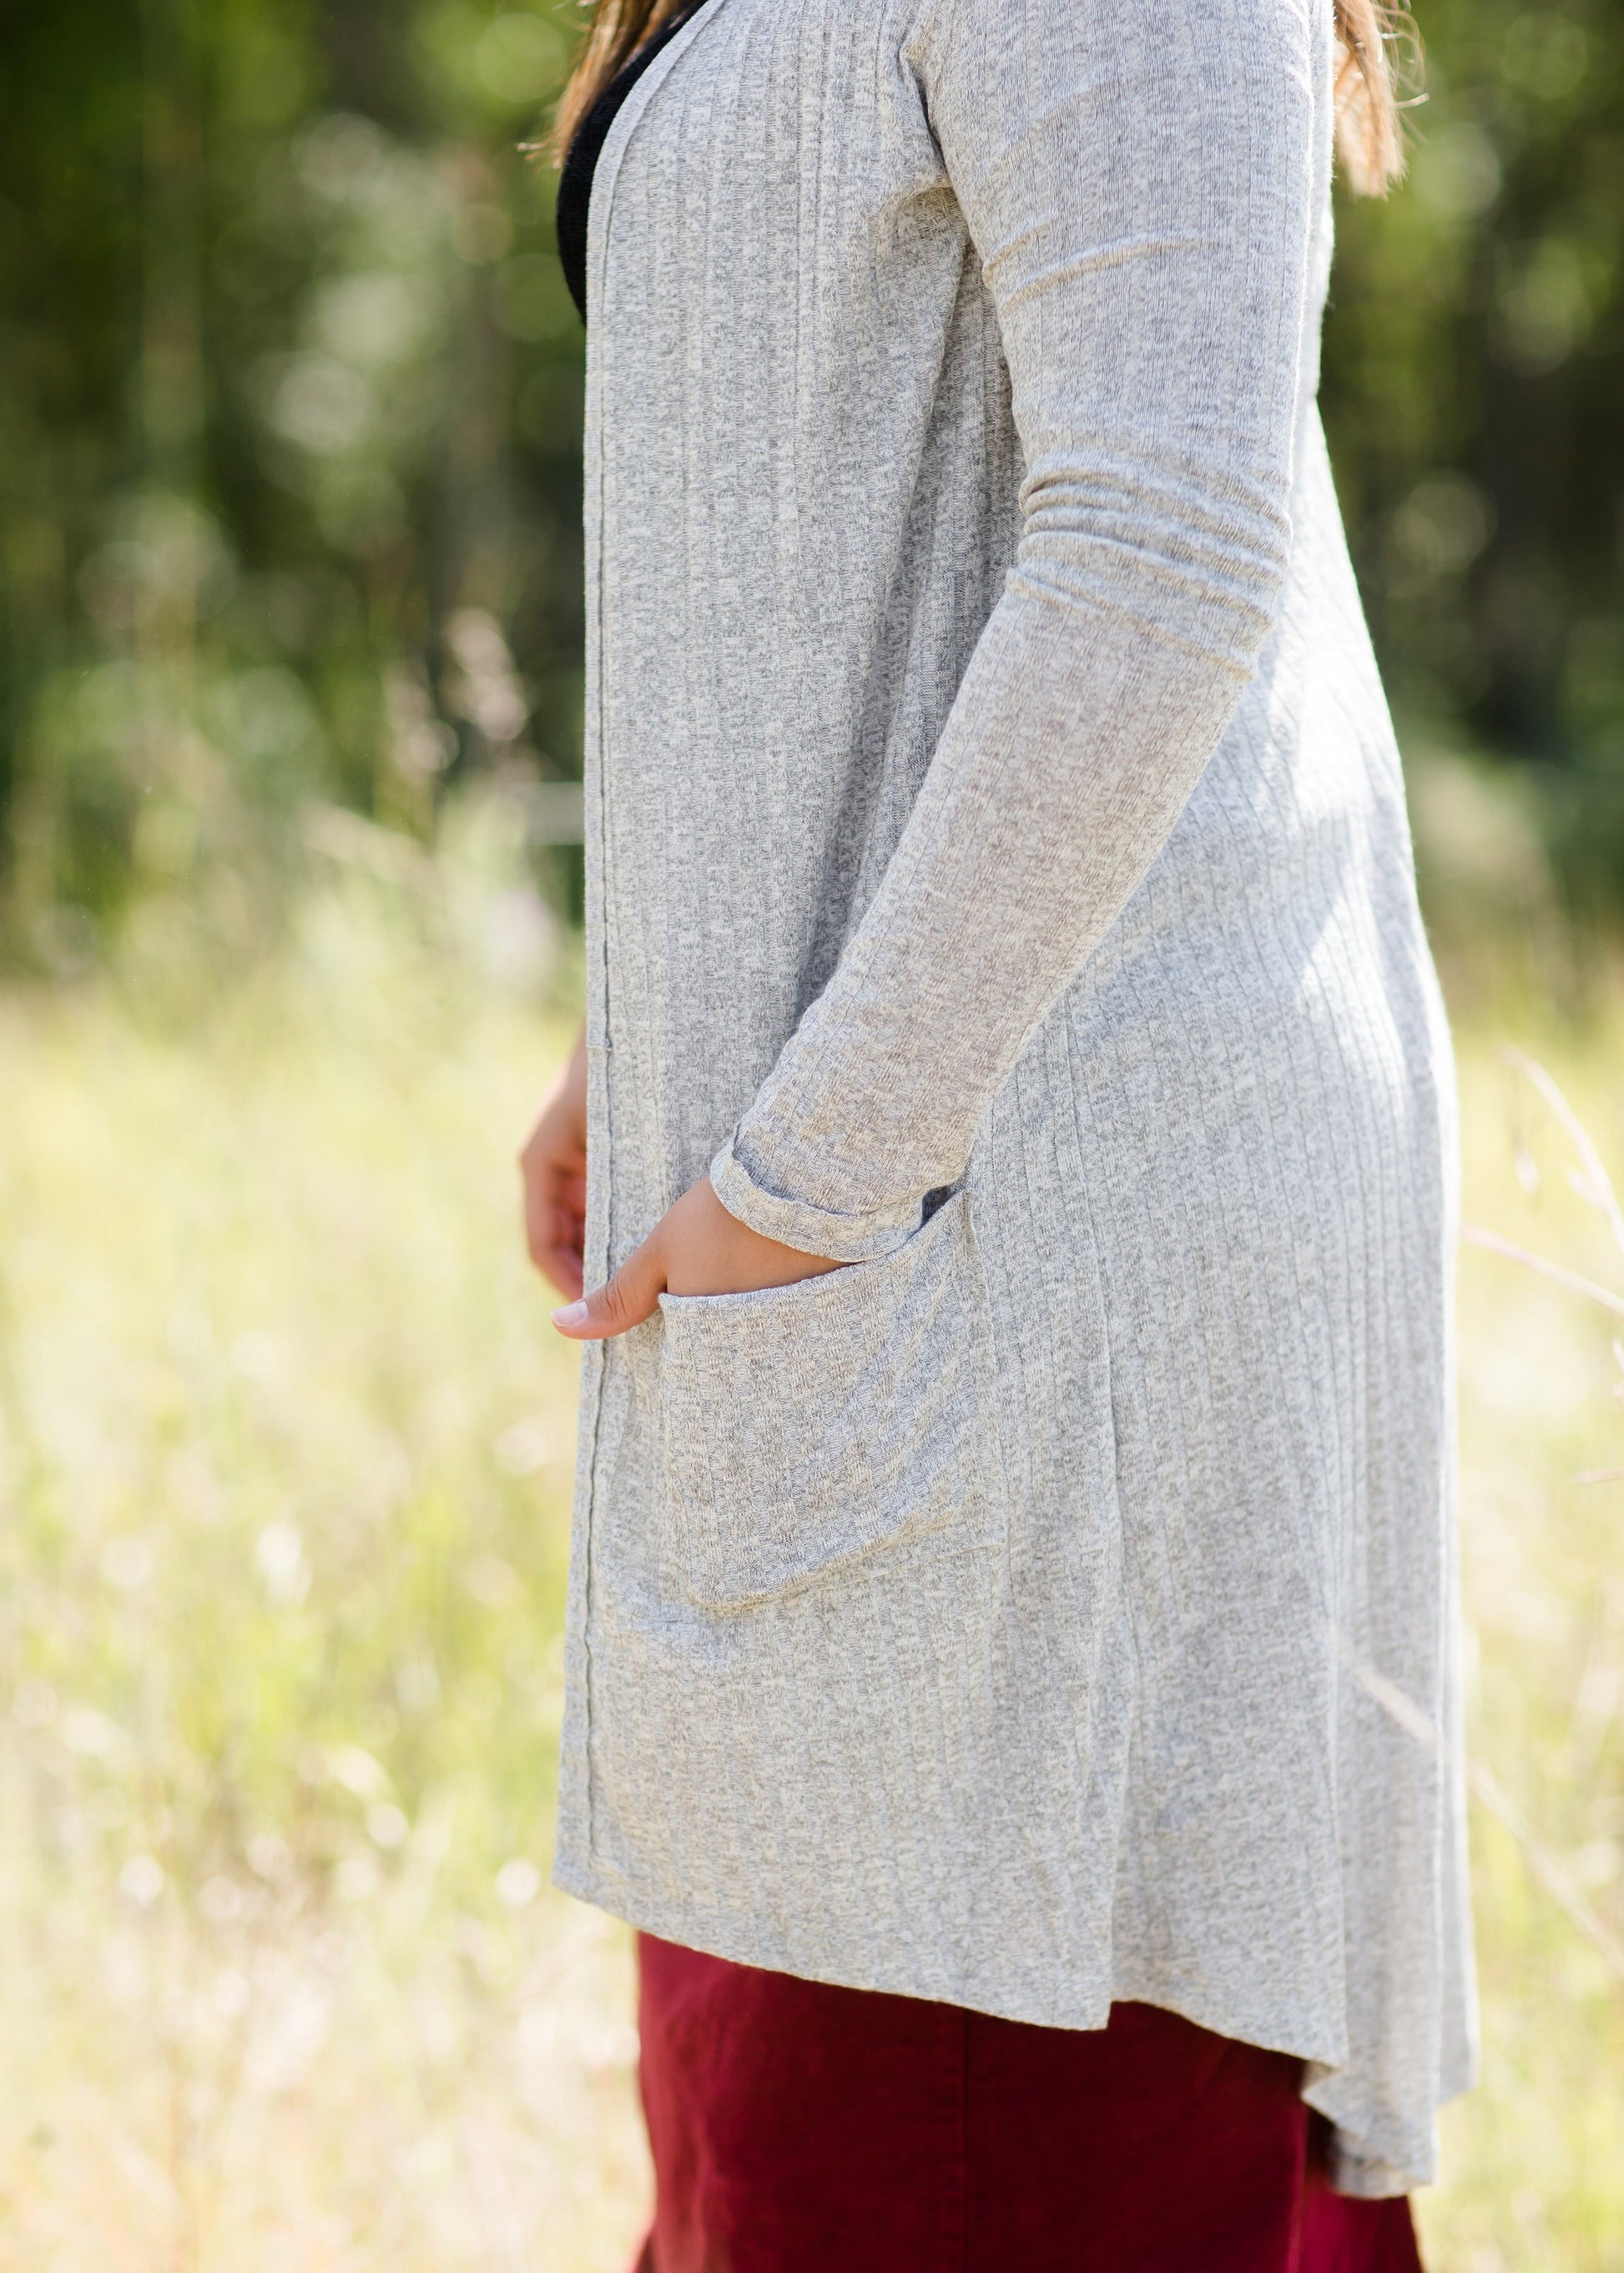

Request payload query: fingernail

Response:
[551,1301,590,1330]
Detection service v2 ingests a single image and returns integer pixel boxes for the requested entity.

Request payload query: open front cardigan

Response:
[553,0,1476,2194]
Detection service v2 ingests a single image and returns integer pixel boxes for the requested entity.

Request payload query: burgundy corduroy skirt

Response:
[631,1934,1425,2273]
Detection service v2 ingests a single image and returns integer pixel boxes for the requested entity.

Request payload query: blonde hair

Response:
[1331,0,1410,194]
[550,0,693,159]
[552,0,1411,194]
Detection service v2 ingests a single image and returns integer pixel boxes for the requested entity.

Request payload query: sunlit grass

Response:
[1420,989,1624,2273]
[0,853,649,2271]
[0,807,1621,2267]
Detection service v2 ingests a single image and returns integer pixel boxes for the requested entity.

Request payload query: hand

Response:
[519,1025,589,1300]
[551,1173,844,1340]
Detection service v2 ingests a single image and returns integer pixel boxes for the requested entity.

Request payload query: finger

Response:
[537,1241,584,1303]
[529,1202,584,1298]
[523,1184,563,1274]
[552,1236,663,1340]
[524,1169,583,1277]
[542,1197,586,1298]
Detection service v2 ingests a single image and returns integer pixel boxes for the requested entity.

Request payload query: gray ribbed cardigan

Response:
[553,0,1476,2194]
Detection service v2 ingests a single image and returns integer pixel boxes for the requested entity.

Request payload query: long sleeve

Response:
[711,0,1321,1262]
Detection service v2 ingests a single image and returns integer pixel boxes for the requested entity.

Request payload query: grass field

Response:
[0,777,1621,2269]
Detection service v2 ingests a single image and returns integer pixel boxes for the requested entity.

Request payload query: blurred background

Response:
[1,0,1621,2265]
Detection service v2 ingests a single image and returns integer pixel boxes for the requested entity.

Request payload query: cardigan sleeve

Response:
[710,0,1322,1263]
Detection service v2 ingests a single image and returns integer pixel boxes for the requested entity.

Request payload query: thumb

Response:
[551,1234,664,1341]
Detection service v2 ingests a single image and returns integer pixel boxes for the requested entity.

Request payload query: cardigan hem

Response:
[550,1842,1445,2198]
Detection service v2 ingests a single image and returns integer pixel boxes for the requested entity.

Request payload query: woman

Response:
[521,0,1475,2258]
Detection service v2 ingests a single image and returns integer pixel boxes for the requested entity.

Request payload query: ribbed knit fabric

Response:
[554,0,1476,2198]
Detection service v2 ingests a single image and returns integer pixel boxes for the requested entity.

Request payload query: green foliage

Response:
[0,0,587,965]
[7,0,1624,942]
[5,0,1624,939]
[1324,0,1624,893]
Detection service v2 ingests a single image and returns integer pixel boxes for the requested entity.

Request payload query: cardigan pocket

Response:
[655,1192,1004,1611]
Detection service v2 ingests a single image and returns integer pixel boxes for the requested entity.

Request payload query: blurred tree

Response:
[1323,0,1624,899]
[3,0,1623,955]
[0,0,585,961]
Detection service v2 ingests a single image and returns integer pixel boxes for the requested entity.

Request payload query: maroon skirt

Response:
[632,1934,1424,2273]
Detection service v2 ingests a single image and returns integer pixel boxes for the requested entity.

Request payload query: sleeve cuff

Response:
[709,1137,922,1266]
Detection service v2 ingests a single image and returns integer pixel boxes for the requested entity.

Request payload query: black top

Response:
[556,4,706,323]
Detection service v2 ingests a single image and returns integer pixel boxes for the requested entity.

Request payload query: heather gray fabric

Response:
[552,0,1475,2195]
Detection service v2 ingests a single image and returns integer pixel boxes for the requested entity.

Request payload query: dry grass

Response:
[0,797,1621,2268]
[0,854,650,2271]
[1419,1003,1624,2271]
